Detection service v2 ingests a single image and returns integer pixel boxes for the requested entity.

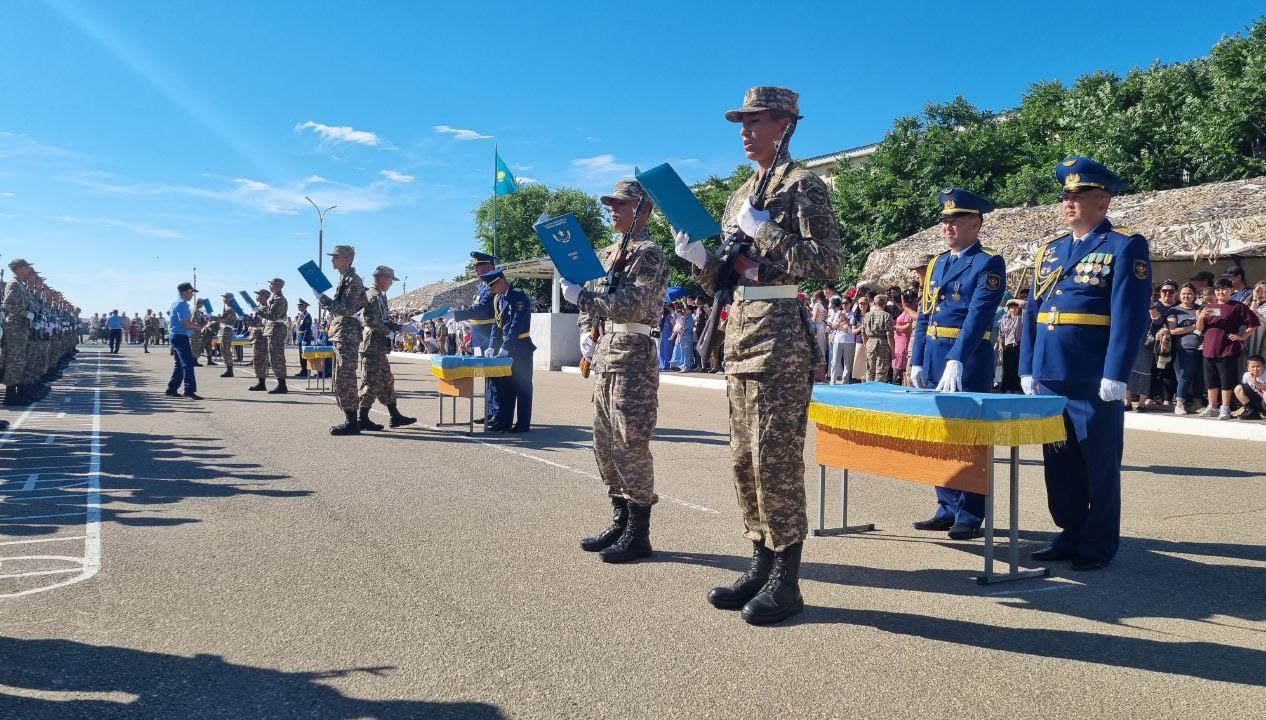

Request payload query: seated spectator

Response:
[1234,354,1265,421]
[1196,278,1261,420]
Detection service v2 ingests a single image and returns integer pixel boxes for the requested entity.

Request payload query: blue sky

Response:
[1,0,1262,315]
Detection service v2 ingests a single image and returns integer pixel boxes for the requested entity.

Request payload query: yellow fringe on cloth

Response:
[430,365,513,381]
[301,351,334,360]
[808,402,1065,447]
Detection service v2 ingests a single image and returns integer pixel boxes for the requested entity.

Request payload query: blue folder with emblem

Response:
[226,296,245,316]
[635,163,723,241]
[199,299,213,315]
[534,213,606,284]
[239,291,257,310]
[416,305,450,322]
[297,260,333,294]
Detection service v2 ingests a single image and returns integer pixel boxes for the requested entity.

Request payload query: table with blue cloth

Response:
[300,345,334,392]
[809,382,1067,584]
[430,355,513,434]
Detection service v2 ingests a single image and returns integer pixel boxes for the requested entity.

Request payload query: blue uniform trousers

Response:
[167,334,197,394]
[1040,381,1123,562]
[928,352,990,528]
[493,351,533,430]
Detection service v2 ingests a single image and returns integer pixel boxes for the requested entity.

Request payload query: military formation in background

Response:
[1,257,82,418]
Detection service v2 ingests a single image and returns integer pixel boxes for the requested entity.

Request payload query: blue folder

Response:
[225,296,245,315]
[199,299,213,315]
[239,291,257,310]
[417,305,450,322]
[636,163,723,240]
[534,213,606,284]
[298,261,333,294]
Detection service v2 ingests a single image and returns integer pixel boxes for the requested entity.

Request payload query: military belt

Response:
[733,284,798,301]
[925,324,990,341]
[611,322,653,336]
[1036,310,1111,327]
[517,331,531,339]
[468,318,494,325]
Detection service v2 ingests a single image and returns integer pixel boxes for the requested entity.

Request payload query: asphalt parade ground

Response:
[2,346,1264,718]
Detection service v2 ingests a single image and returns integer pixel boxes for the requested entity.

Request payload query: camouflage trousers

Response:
[251,331,268,379]
[332,340,360,410]
[865,341,892,383]
[190,331,204,359]
[218,328,235,369]
[358,350,396,408]
[726,361,813,551]
[592,370,659,506]
[266,326,287,379]
[3,328,28,386]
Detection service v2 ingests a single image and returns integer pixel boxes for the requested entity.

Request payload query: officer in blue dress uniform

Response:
[449,251,499,427]
[482,267,536,433]
[1020,156,1151,571]
[909,188,1006,539]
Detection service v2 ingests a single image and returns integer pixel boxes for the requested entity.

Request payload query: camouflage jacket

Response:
[261,293,288,335]
[577,230,669,373]
[2,280,31,333]
[694,159,842,373]
[218,309,238,331]
[321,268,367,342]
[360,287,393,354]
[144,315,160,331]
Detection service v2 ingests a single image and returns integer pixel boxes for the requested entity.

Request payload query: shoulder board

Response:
[1111,226,1138,236]
[980,246,998,256]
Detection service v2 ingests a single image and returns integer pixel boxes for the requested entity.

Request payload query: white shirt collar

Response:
[949,241,980,260]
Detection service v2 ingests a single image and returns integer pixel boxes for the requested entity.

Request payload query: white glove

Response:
[909,365,926,388]
[496,348,511,358]
[1099,377,1126,402]
[1021,375,1036,395]
[673,229,708,270]
[560,277,581,304]
[579,334,595,359]
[736,198,771,237]
[935,359,963,393]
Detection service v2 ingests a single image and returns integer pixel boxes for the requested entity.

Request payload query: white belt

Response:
[733,285,798,301]
[611,322,653,335]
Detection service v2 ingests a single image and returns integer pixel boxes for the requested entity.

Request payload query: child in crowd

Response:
[1235,354,1265,421]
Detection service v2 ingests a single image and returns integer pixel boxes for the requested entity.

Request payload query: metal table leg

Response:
[975,445,1050,585]
[813,466,876,537]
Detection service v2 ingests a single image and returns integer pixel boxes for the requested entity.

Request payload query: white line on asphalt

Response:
[0,512,83,521]
[0,567,81,580]
[0,535,86,546]
[986,583,1080,596]
[21,474,37,491]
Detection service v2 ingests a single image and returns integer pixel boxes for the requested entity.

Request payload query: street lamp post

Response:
[305,197,337,330]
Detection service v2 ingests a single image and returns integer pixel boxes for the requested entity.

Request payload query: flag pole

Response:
[492,143,498,262]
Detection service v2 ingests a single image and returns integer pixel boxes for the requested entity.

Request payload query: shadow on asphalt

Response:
[657,541,1266,686]
[0,637,506,719]
[992,456,1261,478]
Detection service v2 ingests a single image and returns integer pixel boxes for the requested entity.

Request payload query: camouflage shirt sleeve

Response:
[220,309,238,326]
[751,172,843,280]
[577,237,668,326]
[324,272,367,317]
[363,289,389,334]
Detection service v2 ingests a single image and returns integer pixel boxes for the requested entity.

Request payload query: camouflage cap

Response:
[372,264,399,280]
[222,292,234,299]
[255,288,271,297]
[724,86,802,122]
[600,179,651,207]
[270,277,285,287]
[8,258,30,271]
[327,244,355,257]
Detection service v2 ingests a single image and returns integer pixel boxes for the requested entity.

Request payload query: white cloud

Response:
[515,176,539,185]
[585,136,601,143]
[572,154,634,184]
[433,125,492,141]
[302,175,330,186]
[50,214,185,239]
[511,163,533,171]
[380,169,415,183]
[295,121,382,147]
[0,192,13,197]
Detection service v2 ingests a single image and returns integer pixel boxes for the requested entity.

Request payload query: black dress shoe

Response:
[1031,545,1075,562]
[947,524,982,540]
[913,516,955,531]
[1070,554,1109,571]
[504,426,529,433]
[183,392,203,400]
[164,389,180,397]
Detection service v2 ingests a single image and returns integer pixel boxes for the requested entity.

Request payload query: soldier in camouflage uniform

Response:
[562,179,668,564]
[245,289,271,390]
[675,86,842,625]
[261,277,290,393]
[357,265,415,431]
[861,295,894,382]
[218,293,240,377]
[143,310,159,353]
[199,312,219,366]
[189,307,207,362]
[319,245,368,435]
[2,258,35,406]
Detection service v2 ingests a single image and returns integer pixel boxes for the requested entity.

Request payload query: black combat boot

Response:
[206,357,217,366]
[330,410,360,436]
[358,407,384,431]
[248,379,267,391]
[387,403,416,428]
[739,542,804,625]
[267,379,288,394]
[220,368,234,378]
[599,503,652,563]
[708,540,775,610]
[580,497,628,552]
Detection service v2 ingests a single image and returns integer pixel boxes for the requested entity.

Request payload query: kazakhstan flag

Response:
[495,152,519,196]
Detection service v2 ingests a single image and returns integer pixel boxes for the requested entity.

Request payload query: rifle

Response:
[580,194,646,378]
[696,121,794,362]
